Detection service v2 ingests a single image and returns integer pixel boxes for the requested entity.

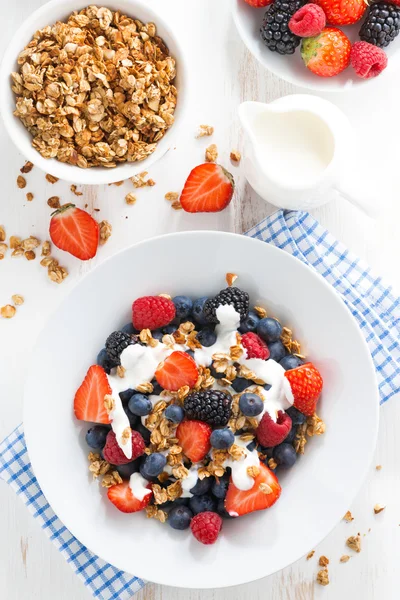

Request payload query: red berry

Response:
[301,28,351,77]
[313,0,366,25]
[256,410,292,447]
[289,4,326,37]
[190,512,222,545]
[351,41,388,79]
[74,365,111,424]
[180,163,234,213]
[107,480,152,513]
[176,420,212,462]
[284,362,323,416]
[155,351,199,392]
[244,0,273,6]
[241,332,270,360]
[49,204,99,261]
[225,463,281,517]
[103,430,145,465]
[132,296,175,331]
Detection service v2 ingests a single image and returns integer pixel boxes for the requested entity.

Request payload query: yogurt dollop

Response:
[222,436,260,491]
[129,472,152,501]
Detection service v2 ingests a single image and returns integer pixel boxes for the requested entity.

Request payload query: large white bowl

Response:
[232,0,400,91]
[0,0,188,185]
[24,231,379,589]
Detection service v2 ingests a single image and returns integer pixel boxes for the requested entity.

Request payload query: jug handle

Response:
[333,185,379,219]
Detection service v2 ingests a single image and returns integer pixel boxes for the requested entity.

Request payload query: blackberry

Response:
[360,3,400,48]
[204,287,249,324]
[105,331,135,365]
[260,0,304,55]
[184,390,232,426]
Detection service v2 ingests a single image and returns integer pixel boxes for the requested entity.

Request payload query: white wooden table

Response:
[1,0,399,598]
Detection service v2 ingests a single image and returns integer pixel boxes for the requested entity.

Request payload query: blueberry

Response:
[190,476,213,496]
[151,330,164,341]
[161,324,176,335]
[273,443,297,467]
[85,425,109,450]
[239,310,260,333]
[114,459,141,479]
[286,406,306,425]
[257,318,283,343]
[192,297,209,326]
[211,474,229,499]
[151,378,163,395]
[173,296,193,320]
[210,365,225,380]
[285,426,297,444]
[168,505,193,530]
[123,405,138,428]
[96,348,114,374]
[170,497,190,508]
[263,383,271,391]
[141,453,167,477]
[280,355,303,371]
[268,341,286,362]
[259,446,274,458]
[189,494,216,515]
[128,393,152,416]
[135,422,151,443]
[231,377,251,393]
[186,349,195,359]
[246,440,257,452]
[239,393,264,417]
[121,323,137,335]
[210,428,235,449]
[217,499,234,519]
[139,460,159,482]
[196,328,217,347]
[165,404,184,423]
[119,388,135,404]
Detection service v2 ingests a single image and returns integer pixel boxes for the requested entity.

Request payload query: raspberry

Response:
[241,332,270,360]
[103,430,145,465]
[256,411,292,447]
[190,512,222,545]
[132,296,176,331]
[350,41,388,79]
[289,4,326,37]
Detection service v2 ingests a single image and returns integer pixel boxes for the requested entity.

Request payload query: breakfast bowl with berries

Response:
[23,231,379,588]
[233,0,400,90]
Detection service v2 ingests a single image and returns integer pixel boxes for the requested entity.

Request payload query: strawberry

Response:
[225,462,281,517]
[284,362,323,416]
[155,351,199,392]
[176,420,212,462]
[313,0,366,25]
[180,163,234,213]
[49,203,99,260]
[74,365,111,424]
[244,0,273,6]
[107,480,152,513]
[301,27,351,78]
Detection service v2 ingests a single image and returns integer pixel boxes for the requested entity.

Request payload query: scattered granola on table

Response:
[343,510,354,522]
[165,192,179,202]
[205,144,218,162]
[45,174,59,184]
[374,504,385,514]
[17,175,26,189]
[319,555,329,567]
[1,305,16,319]
[340,555,350,563]
[196,124,214,138]
[26,192,34,202]
[20,161,34,174]
[12,7,177,169]
[316,568,329,586]
[12,294,24,306]
[71,185,83,196]
[47,196,61,209]
[99,220,112,245]
[346,533,361,553]
[125,193,137,205]
[131,172,155,188]
[230,150,241,163]
[306,550,315,560]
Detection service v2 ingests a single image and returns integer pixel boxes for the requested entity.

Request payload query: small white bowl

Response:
[232,0,400,91]
[0,0,188,184]
[24,231,379,589]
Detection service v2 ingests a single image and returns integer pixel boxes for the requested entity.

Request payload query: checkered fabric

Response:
[1,210,399,599]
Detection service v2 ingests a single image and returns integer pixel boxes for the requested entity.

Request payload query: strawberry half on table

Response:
[180,163,234,213]
[225,463,281,517]
[49,204,99,260]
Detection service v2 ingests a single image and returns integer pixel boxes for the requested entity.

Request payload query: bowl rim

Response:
[23,229,380,588]
[231,0,392,93]
[0,0,189,185]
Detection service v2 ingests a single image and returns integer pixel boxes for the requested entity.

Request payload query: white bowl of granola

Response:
[0,0,188,185]
[23,231,379,589]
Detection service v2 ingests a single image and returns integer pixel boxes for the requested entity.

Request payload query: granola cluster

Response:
[12,6,177,169]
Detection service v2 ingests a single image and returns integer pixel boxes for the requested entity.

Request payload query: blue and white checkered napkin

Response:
[1,209,400,599]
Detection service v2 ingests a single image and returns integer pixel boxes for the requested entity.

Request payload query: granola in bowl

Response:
[74,276,325,545]
[11,5,177,169]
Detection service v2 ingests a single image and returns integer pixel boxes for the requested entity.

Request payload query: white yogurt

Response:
[222,436,260,491]
[194,304,241,367]
[129,472,152,501]
[181,465,199,498]
[107,394,132,460]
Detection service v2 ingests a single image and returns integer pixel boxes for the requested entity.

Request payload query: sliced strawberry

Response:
[225,462,281,517]
[155,351,199,392]
[74,365,111,424]
[176,420,212,462]
[49,203,99,261]
[180,163,234,213]
[107,480,152,513]
[284,362,323,417]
